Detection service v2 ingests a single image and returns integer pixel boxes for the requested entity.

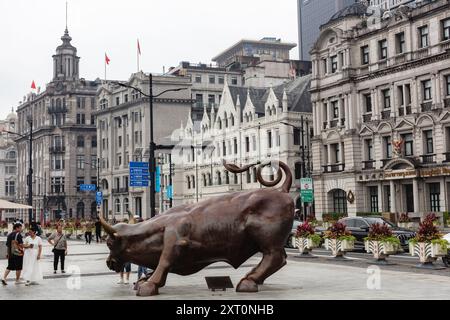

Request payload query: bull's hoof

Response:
[136,281,159,296]
[236,278,258,293]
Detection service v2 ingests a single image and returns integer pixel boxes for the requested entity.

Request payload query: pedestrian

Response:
[133,216,151,282]
[22,227,43,286]
[95,217,102,243]
[117,262,131,284]
[48,224,67,274]
[1,223,24,285]
[84,220,93,244]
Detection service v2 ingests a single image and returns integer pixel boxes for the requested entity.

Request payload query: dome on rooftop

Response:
[328,2,369,24]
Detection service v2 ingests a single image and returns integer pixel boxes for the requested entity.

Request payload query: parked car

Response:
[338,216,416,251]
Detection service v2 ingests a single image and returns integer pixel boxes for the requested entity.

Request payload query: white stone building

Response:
[0,112,18,202]
[310,0,450,218]
[159,75,313,211]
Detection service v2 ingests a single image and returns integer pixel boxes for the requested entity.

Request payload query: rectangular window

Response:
[51,154,65,170]
[118,136,122,148]
[361,45,369,65]
[382,89,391,109]
[195,75,202,83]
[222,141,226,156]
[442,18,450,41]
[77,136,85,148]
[245,137,250,153]
[379,39,387,60]
[77,177,84,190]
[369,186,379,213]
[384,136,392,159]
[396,32,405,54]
[208,95,215,105]
[419,26,429,48]
[92,136,97,148]
[293,128,301,145]
[124,94,129,103]
[364,94,372,113]
[116,97,120,106]
[334,143,341,163]
[77,155,85,169]
[233,138,238,154]
[429,183,440,212]
[231,77,238,85]
[209,75,215,84]
[5,181,15,197]
[447,75,450,96]
[195,94,203,105]
[366,139,373,161]
[218,76,224,84]
[403,133,414,156]
[422,79,432,101]
[424,130,434,154]
[331,56,338,73]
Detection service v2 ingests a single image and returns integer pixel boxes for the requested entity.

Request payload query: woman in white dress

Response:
[22,228,43,286]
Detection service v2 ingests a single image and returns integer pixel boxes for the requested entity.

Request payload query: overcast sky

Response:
[0,0,299,119]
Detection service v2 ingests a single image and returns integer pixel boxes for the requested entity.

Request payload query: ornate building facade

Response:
[16,28,100,222]
[311,0,450,218]
[0,113,18,202]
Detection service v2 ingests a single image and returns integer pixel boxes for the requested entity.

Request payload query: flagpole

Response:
[104,53,107,81]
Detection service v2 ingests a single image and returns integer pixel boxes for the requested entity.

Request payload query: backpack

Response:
[11,232,24,257]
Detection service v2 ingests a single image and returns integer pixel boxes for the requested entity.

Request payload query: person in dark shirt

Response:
[95,217,102,243]
[2,223,24,285]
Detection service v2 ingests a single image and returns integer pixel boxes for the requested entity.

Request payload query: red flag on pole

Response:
[137,39,141,55]
[31,80,36,89]
[105,53,110,65]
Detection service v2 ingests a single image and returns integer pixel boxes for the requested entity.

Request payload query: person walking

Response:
[95,217,102,243]
[22,227,43,286]
[84,220,93,244]
[48,225,67,274]
[2,223,24,285]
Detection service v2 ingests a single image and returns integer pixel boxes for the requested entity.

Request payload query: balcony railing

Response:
[112,187,129,194]
[443,152,450,163]
[394,54,406,64]
[49,146,66,153]
[420,154,436,164]
[444,97,450,108]
[362,160,375,170]
[330,120,338,128]
[322,163,345,173]
[421,101,433,112]
[381,110,391,120]
[363,114,372,123]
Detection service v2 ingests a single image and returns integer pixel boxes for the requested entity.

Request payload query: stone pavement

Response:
[1,239,450,300]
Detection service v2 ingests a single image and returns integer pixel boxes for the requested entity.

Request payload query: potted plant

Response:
[398,213,411,229]
[0,221,8,236]
[294,221,321,257]
[410,214,448,269]
[323,222,355,259]
[364,223,400,264]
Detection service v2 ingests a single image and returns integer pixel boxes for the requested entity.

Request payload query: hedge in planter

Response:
[410,214,447,269]
[323,222,355,259]
[364,223,400,264]
[294,221,321,257]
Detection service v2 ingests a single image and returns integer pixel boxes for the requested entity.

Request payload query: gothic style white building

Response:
[162,75,313,211]
[310,0,450,218]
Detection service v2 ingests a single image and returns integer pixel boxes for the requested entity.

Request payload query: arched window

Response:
[102,179,109,190]
[224,112,228,128]
[332,189,347,214]
[207,173,212,186]
[217,172,222,185]
[272,106,277,116]
[202,174,207,187]
[56,98,61,107]
[191,175,196,189]
[115,199,121,214]
[7,151,16,159]
[267,107,271,116]
[231,114,235,127]
[187,176,191,189]
[100,99,108,110]
[217,117,222,130]
[123,198,129,214]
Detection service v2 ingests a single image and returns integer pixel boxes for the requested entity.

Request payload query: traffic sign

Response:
[96,192,103,206]
[300,178,314,203]
[166,185,173,199]
[130,162,150,187]
[155,166,161,193]
[80,184,97,192]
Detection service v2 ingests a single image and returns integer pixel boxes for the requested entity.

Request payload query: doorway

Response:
[404,184,414,213]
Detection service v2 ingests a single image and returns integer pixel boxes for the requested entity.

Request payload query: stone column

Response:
[413,179,420,213]
[440,178,447,212]
[390,84,396,117]
[327,145,332,165]
[372,89,379,121]
[435,73,441,107]
[378,182,384,213]
[340,141,345,165]
[390,180,396,213]
[328,98,332,128]
[344,95,350,130]
[348,93,354,130]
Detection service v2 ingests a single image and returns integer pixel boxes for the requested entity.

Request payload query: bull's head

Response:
[101,217,132,273]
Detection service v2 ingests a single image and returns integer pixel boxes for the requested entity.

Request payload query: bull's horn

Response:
[100,216,118,236]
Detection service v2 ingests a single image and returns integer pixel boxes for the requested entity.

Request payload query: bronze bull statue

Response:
[101,160,294,296]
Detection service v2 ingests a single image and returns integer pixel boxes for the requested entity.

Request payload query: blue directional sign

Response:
[80,184,97,192]
[166,185,173,199]
[155,166,161,193]
[96,192,103,206]
[130,162,150,187]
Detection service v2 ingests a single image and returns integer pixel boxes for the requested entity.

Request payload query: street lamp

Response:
[112,74,188,218]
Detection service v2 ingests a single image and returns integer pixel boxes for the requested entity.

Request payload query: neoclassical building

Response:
[310,0,450,218]
[0,112,18,202]
[16,27,99,222]
[162,75,313,211]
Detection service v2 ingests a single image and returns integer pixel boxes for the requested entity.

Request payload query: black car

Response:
[338,216,416,251]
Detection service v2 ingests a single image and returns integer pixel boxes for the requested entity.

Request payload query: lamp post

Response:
[112,75,187,217]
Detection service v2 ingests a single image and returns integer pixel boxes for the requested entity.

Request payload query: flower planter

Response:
[410,242,447,269]
[295,237,320,255]
[431,243,447,257]
[324,238,354,258]
[365,240,399,263]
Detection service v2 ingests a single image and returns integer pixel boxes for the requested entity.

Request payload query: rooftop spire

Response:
[65,1,68,33]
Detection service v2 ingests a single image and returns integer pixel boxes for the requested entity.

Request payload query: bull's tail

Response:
[223,160,292,193]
